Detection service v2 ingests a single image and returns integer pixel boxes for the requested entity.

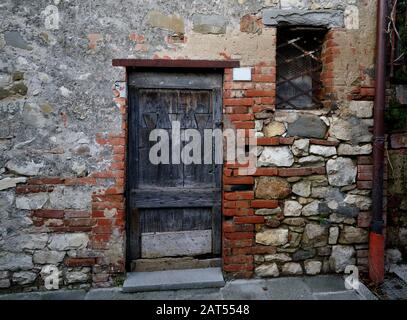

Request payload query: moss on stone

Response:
[0,87,11,100]
[9,83,27,96]
[12,71,24,81]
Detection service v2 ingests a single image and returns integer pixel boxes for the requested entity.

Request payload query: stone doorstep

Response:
[122,267,225,293]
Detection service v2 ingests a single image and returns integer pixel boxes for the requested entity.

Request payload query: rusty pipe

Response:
[369,0,388,285]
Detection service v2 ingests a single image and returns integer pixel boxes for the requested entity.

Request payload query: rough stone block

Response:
[255,263,279,277]
[147,11,184,34]
[192,14,227,34]
[256,228,288,246]
[263,9,344,28]
[0,252,33,271]
[258,146,294,167]
[326,157,357,187]
[255,176,291,199]
[48,233,89,251]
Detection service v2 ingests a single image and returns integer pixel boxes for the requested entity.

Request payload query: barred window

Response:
[276,27,326,109]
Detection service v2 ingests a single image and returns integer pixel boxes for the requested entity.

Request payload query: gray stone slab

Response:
[0,289,86,300]
[264,277,315,300]
[122,268,225,292]
[141,230,212,258]
[263,9,344,28]
[303,274,347,293]
[221,279,270,300]
[85,287,178,300]
[174,288,222,300]
[313,291,363,300]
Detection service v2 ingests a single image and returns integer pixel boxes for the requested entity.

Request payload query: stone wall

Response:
[0,0,377,291]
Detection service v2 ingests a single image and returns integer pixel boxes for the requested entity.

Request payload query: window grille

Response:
[276,27,326,109]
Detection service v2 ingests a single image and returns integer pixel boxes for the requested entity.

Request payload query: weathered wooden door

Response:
[127,70,222,271]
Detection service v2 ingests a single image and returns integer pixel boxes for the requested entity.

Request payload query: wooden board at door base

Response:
[126,70,223,271]
[141,230,212,258]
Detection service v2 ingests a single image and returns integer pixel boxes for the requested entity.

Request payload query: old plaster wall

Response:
[0,0,377,291]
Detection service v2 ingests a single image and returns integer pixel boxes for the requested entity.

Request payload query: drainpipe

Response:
[369,0,387,285]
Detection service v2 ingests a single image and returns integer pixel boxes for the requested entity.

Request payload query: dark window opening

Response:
[276,27,327,109]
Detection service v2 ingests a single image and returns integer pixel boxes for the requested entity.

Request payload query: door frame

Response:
[125,68,224,270]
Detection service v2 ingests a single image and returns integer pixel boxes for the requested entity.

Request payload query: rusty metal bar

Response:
[369,0,388,285]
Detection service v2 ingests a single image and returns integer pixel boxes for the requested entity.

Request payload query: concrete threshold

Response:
[122,267,225,293]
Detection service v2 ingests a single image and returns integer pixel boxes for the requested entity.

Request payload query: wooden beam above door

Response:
[112,59,240,69]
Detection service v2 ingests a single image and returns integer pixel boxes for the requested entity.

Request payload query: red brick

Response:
[224,232,254,240]
[113,146,125,154]
[278,167,326,177]
[64,210,90,218]
[252,74,274,82]
[224,238,253,248]
[233,245,277,255]
[110,162,125,170]
[113,154,125,162]
[227,114,254,121]
[64,177,97,185]
[91,171,124,179]
[223,221,254,232]
[358,173,373,181]
[252,105,275,113]
[223,168,233,176]
[226,200,251,208]
[223,255,253,264]
[245,90,275,97]
[251,199,279,208]
[224,191,254,200]
[257,97,275,104]
[65,218,95,227]
[104,186,124,195]
[223,208,254,216]
[223,98,253,106]
[279,137,295,145]
[249,168,278,176]
[108,137,126,145]
[390,133,407,149]
[357,181,372,189]
[360,87,375,97]
[16,185,54,194]
[233,121,255,129]
[358,156,373,165]
[93,225,114,234]
[225,106,249,114]
[92,201,125,210]
[65,258,96,267]
[27,177,65,185]
[92,194,124,202]
[223,264,254,272]
[223,176,254,185]
[32,210,64,219]
[108,133,125,139]
[234,216,265,224]
[225,162,250,168]
[256,137,279,145]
